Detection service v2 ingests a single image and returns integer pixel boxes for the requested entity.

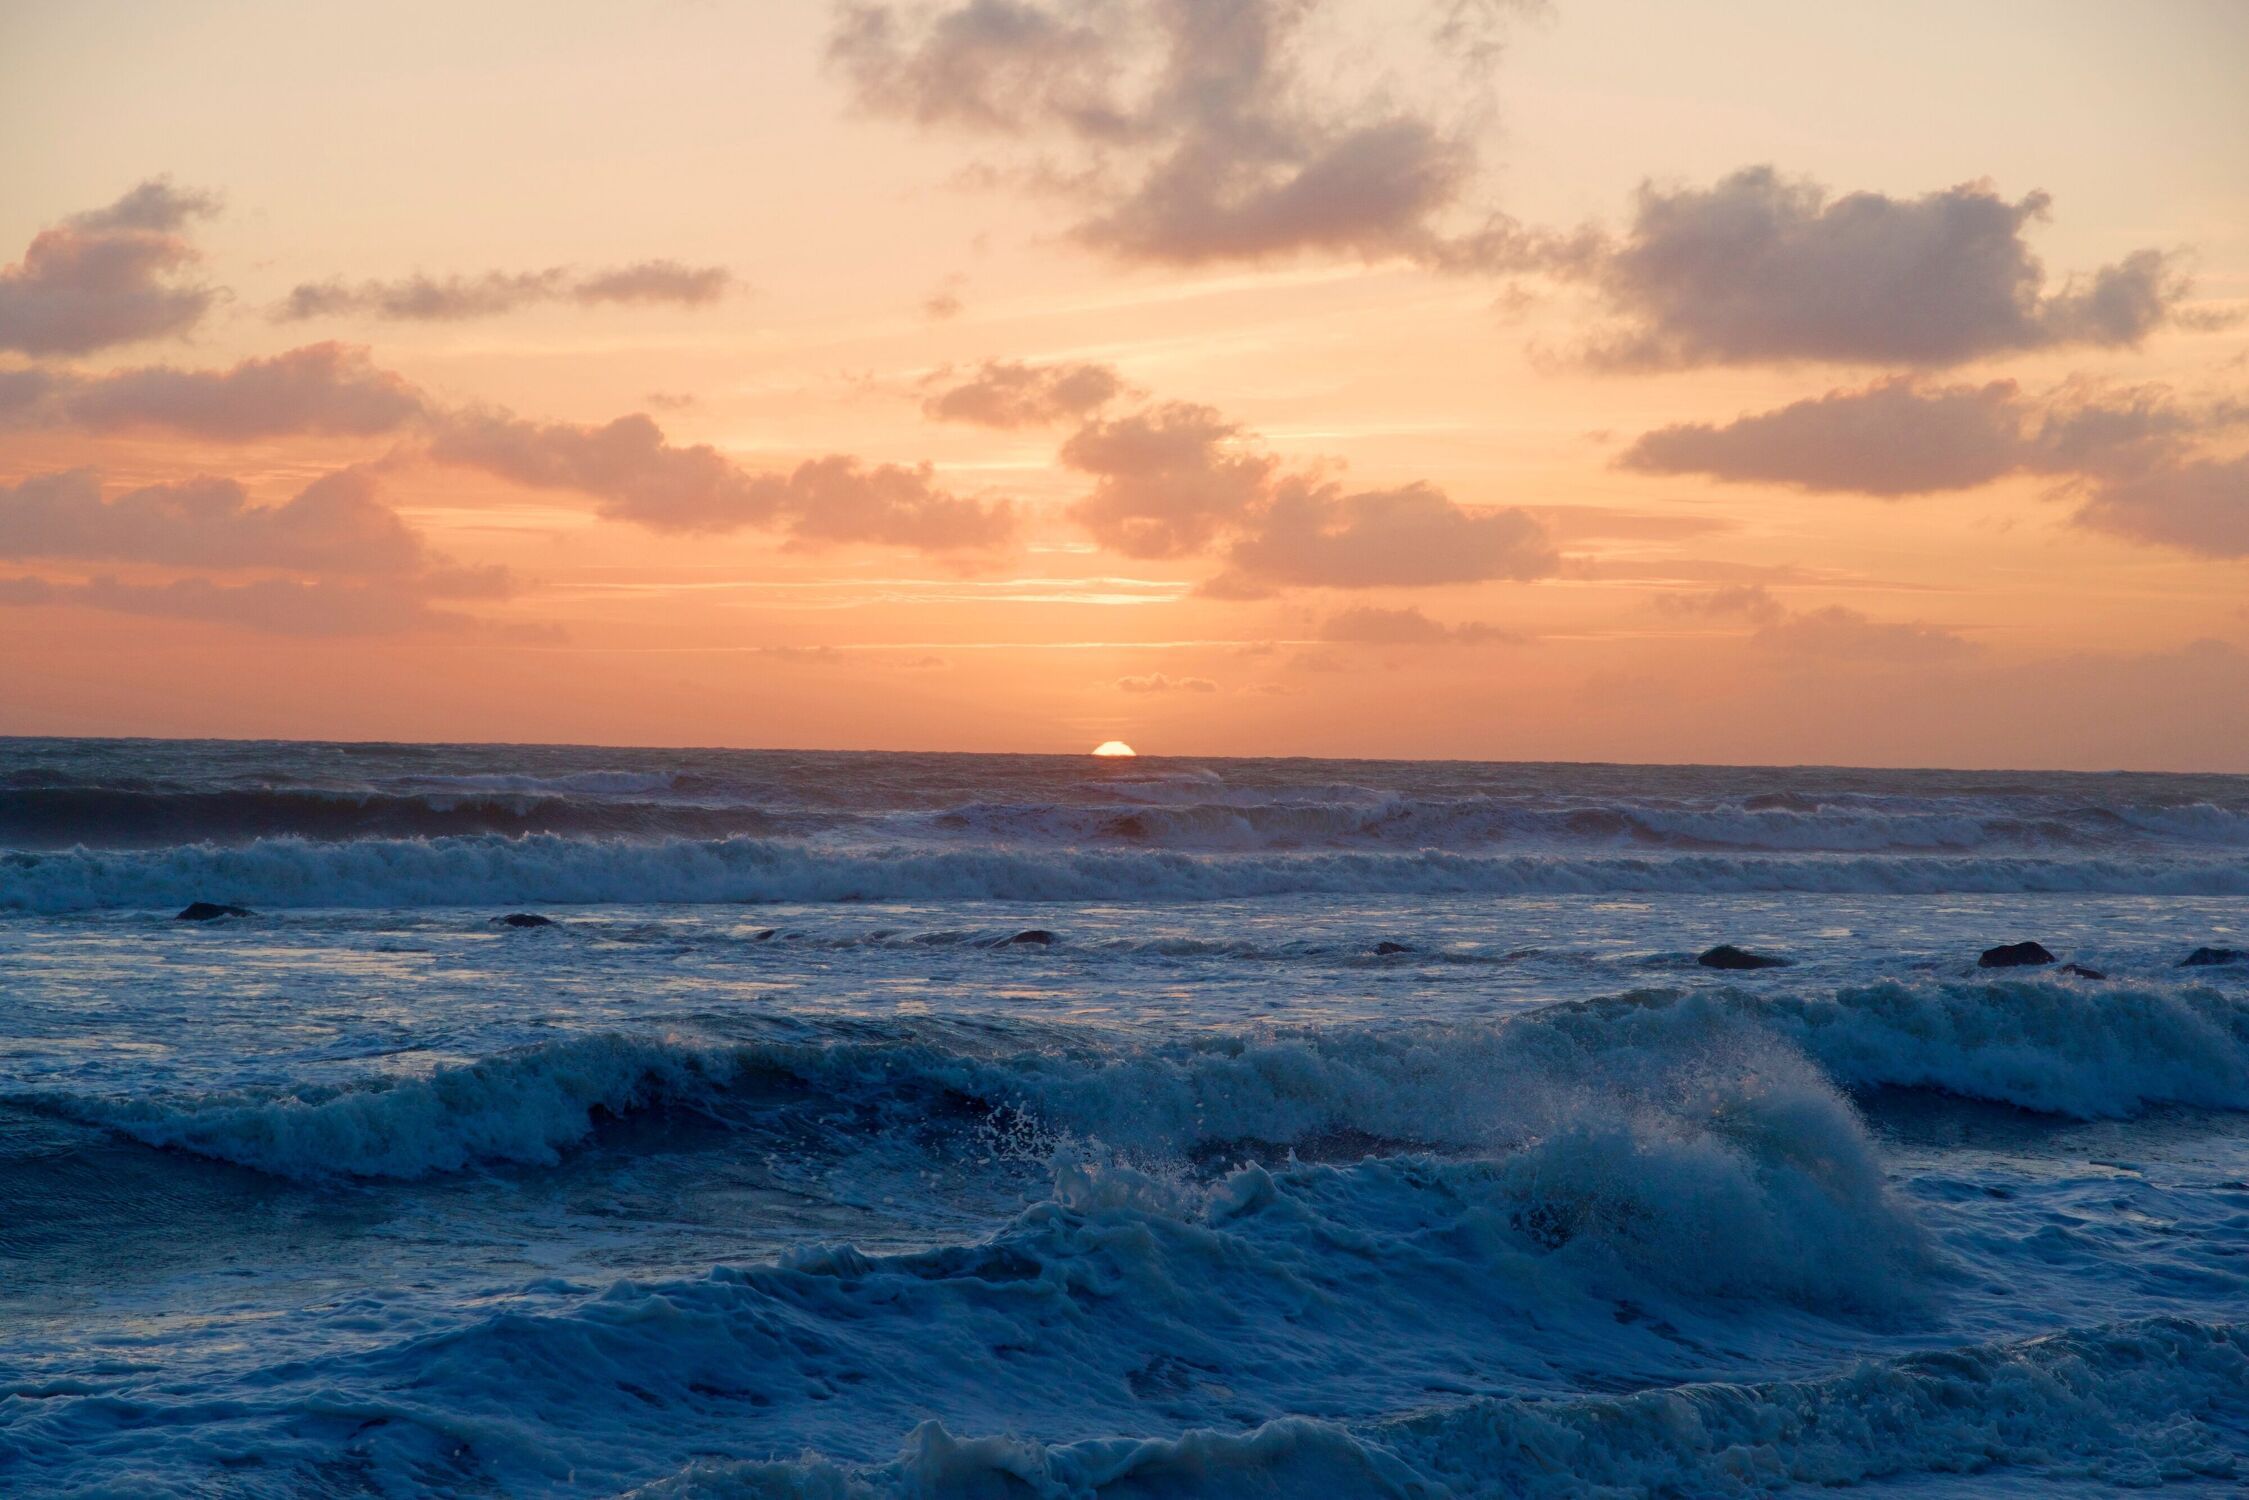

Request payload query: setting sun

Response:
[1092,741,1137,757]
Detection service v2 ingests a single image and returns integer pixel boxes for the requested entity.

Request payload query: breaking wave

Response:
[27,976,2247,1191]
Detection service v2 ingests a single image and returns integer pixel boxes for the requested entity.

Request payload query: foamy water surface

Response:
[3,740,2245,1495]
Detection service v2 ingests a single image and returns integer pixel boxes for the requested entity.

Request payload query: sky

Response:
[2,0,2245,768]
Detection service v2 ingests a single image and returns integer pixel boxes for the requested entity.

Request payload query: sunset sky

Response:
[4,0,2245,767]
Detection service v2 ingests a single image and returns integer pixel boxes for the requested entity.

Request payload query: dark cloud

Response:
[62,343,428,440]
[2073,455,2249,559]
[0,467,426,574]
[1753,605,1975,663]
[1062,402,1276,557]
[0,367,58,426]
[68,180,222,234]
[1116,672,1218,692]
[1619,375,2249,559]
[429,409,1015,550]
[571,261,735,307]
[1622,378,2026,496]
[1057,393,1557,588]
[7,325,1016,557]
[277,261,735,322]
[0,180,221,355]
[1654,584,1784,623]
[1321,604,1524,645]
[923,358,1125,427]
[830,0,1536,268]
[0,463,519,636]
[1226,480,1557,589]
[1588,167,2185,368]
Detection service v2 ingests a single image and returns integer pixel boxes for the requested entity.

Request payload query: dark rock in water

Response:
[752,928,778,941]
[995,929,1056,947]
[2058,963,2107,980]
[1979,941,2056,968]
[1697,944,1791,970]
[1372,941,1415,956]
[492,913,554,928]
[176,902,254,921]
[2180,946,2242,968]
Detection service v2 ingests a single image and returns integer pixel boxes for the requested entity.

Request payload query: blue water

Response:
[2,739,2245,1495]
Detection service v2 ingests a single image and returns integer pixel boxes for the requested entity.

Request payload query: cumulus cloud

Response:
[428,409,1015,549]
[922,358,1125,427]
[1055,392,1556,589]
[277,260,735,322]
[1753,605,1975,663]
[1320,604,1524,645]
[1587,167,2186,368]
[1226,480,1557,589]
[829,0,1538,268]
[2074,455,2249,559]
[60,342,427,440]
[1620,375,2249,559]
[1116,671,1217,692]
[0,467,426,574]
[1062,402,1275,557]
[1623,379,2027,496]
[0,179,221,355]
[0,465,519,636]
[5,326,1016,557]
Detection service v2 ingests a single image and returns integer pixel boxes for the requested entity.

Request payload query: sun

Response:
[1091,740,1137,757]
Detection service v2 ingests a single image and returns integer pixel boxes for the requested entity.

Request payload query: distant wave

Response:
[6,831,2247,910]
[11,774,2249,857]
[915,793,2249,855]
[0,786,798,847]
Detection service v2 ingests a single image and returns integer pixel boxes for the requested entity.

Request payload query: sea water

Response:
[1,739,2244,1496]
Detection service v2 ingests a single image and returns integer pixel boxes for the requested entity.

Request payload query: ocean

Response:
[2,737,2245,1496]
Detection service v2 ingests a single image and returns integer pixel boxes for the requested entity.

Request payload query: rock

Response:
[1979,941,2056,968]
[491,913,555,928]
[2058,963,2108,980]
[751,928,778,941]
[176,902,254,921]
[2180,946,2242,968]
[995,929,1056,947]
[1697,944,1791,970]
[1372,941,1414,956]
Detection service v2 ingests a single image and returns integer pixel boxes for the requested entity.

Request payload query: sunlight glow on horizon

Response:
[1092,741,1137,757]
[1,0,2244,767]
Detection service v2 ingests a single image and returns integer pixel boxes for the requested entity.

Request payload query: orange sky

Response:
[3,0,2245,767]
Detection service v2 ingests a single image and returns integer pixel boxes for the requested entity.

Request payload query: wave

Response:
[1742,977,2249,1118]
[917,793,2249,855]
[12,1134,2236,1496]
[12,764,2249,858]
[31,975,2247,1194]
[8,832,2248,910]
[0,1142,1934,1495]
[624,1317,2249,1498]
[0,786,803,848]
